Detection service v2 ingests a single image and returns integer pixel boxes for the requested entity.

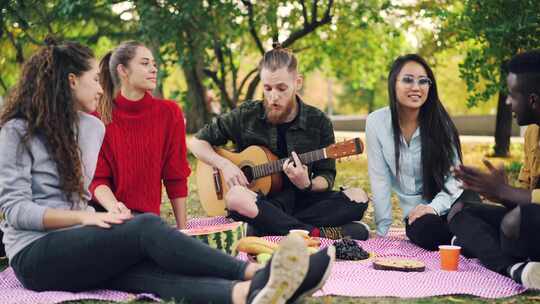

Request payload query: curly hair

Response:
[0,37,95,204]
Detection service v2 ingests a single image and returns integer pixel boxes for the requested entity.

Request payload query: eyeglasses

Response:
[399,76,432,88]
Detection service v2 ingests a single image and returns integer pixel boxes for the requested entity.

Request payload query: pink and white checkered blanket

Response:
[0,267,159,304]
[313,233,526,298]
[0,216,527,303]
[192,217,527,299]
[0,217,233,304]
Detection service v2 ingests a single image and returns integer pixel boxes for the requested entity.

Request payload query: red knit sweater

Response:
[90,91,191,215]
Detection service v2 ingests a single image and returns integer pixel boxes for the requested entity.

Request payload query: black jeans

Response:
[11,214,247,304]
[404,190,483,251]
[520,204,540,260]
[449,202,540,275]
[405,214,452,251]
[0,230,5,257]
[228,187,368,236]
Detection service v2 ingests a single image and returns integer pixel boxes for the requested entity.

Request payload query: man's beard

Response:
[264,96,296,125]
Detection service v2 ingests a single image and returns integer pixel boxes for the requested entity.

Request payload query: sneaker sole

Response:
[523,262,540,290]
[251,234,309,304]
[296,245,336,299]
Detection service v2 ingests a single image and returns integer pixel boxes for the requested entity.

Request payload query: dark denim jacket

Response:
[195,97,336,190]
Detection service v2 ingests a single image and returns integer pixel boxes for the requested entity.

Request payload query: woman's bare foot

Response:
[232,281,251,304]
[244,262,264,280]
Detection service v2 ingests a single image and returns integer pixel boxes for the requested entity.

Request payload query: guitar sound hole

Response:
[241,166,254,183]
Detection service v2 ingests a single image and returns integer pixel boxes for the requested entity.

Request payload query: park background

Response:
[1,0,540,303]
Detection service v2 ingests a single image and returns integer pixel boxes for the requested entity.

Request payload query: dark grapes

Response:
[334,237,370,260]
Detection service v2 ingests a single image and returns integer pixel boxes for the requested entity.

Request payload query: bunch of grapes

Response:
[334,238,370,260]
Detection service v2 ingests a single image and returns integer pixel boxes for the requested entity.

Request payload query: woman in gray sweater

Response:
[0,38,334,304]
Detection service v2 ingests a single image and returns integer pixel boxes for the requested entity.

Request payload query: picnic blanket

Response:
[306,235,525,298]
[0,266,159,304]
[0,217,233,304]
[0,216,527,303]
[195,216,527,299]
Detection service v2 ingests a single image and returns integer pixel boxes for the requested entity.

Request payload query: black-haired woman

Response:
[366,54,471,251]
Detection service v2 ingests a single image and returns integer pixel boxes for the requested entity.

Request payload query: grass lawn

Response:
[1,140,539,303]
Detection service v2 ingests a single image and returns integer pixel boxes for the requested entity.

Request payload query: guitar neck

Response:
[251,149,326,180]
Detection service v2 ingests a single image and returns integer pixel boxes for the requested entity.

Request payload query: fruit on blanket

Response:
[234,236,279,254]
[305,237,321,248]
[289,230,321,248]
[181,222,245,256]
[307,246,318,254]
[334,238,370,260]
[257,253,272,264]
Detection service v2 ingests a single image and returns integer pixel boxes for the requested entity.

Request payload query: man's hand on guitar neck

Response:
[283,151,312,190]
[217,158,250,188]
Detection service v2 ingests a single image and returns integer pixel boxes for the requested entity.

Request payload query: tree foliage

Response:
[5,0,535,139]
[284,0,405,113]
[445,0,540,107]
[128,0,343,132]
[443,0,540,156]
[1,0,394,131]
[0,0,134,93]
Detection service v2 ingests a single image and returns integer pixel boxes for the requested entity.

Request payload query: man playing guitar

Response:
[189,43,370,239]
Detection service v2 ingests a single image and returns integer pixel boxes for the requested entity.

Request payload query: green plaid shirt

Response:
[195,97,336,190]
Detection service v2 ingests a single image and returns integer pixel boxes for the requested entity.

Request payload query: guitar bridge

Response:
[213,167,223,200]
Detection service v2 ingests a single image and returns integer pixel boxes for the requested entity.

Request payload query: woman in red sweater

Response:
[91,41,190,228]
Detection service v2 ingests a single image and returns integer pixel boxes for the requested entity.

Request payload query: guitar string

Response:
[252,149,325,179]
[249,139,360,179]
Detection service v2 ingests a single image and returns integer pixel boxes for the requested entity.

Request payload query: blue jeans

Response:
[11,213,247,304]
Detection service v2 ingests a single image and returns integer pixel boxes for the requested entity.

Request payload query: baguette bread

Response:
[234,237,279,254]
[290,232,321,248]
[305,237,321,248]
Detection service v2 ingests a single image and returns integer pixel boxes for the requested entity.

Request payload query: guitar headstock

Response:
[325,138,364,159]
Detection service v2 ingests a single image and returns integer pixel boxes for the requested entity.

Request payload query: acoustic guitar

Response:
[196,138,364,216]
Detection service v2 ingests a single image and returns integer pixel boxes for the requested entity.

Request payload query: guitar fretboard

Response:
[251,149,326,179]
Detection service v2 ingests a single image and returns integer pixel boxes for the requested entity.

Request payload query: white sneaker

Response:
[521,262,540,290]
[250,234,309,304]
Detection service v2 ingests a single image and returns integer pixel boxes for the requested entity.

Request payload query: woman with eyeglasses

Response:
[365,54,469,250]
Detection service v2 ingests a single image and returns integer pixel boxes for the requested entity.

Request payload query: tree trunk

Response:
[493,91,511,156]
[493,67,512,157]
[183,62,210,134]
[245,74,260,101]
[366,89,375,113]
[149,40,164,99]
[181,27,211,134]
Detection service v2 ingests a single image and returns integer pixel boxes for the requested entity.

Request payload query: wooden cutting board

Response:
[373,258,426,272]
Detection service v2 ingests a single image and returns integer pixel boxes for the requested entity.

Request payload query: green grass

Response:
[2,141,539,303]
